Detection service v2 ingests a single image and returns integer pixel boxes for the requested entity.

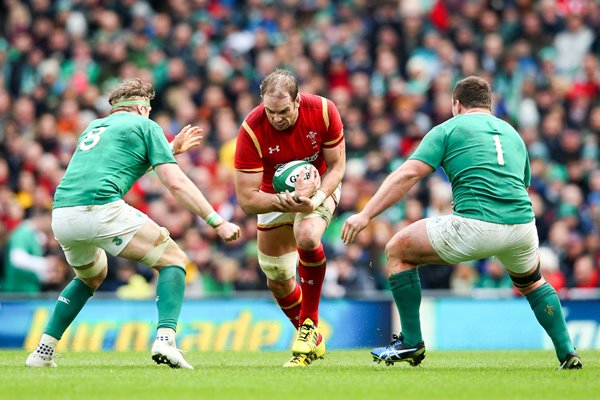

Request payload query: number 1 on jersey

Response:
[493,134,505,166]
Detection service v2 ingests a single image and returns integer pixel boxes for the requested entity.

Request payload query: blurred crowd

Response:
[0,0,599,298]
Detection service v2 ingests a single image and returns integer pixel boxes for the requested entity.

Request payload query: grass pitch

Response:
[1,350,597,400]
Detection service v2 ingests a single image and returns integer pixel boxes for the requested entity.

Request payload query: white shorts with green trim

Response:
[52,200,148,266]
[426,214,538,274]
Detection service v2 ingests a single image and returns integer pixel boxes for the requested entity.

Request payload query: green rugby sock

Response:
[389,269,423,346]
[44,278,94,339]
[156,266,186,331]
[526,283,575,361]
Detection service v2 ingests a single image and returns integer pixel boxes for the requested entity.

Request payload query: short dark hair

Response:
[453,76,492,110]
[259,69,298,101]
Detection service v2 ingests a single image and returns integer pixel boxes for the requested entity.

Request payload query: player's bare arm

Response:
[155,163,241,241]
[317,139,346,198]
[341,159,432,245]
[234,170,284,215]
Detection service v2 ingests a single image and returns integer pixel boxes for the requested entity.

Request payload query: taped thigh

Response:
[258,250,298,281]
[295,202,334,226]
[140,227,170,267]
[73,249,107,279]
[509,261,542,288]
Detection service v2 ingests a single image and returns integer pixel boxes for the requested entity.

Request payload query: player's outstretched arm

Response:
[154,163,241,242]
[341,159,433,244]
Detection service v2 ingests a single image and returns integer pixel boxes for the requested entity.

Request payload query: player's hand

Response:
[341,212,370,245]
[294,165,320,198]
[172,125,203,155]
[215,221,241,242]
[273,191,313,213]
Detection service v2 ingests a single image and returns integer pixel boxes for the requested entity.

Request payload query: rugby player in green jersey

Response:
[342,76,581,370]
[26,79,241,369]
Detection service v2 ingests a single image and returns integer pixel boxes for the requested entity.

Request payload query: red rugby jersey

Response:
[234,93,344,193]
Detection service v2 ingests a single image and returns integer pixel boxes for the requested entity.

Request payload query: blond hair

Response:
[108,78,155,114]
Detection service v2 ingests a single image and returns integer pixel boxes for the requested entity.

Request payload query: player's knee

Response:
[510,262,545,294]
[295,231,321,250]
[73,250,108,290]
[258,250,297,282]
[267,278,294,298]
[385,235,406,261]
[141,227,178,268]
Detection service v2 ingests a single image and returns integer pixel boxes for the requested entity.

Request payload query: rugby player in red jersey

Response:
[234,69,345,367]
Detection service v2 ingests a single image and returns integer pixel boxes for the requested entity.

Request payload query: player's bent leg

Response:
[385,219,446,276]
[376,220,445,360]
[258,227,301,318]
[72,249,109,290]
[509,261,580,369]
[150,261,192,369]
[26,250,107,368]
[118,220,193,369]
[292,205,328,356]
[257,226,327,365]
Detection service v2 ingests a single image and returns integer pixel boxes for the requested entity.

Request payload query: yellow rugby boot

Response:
[292,318,319,355]
[314,333,326,359]
[283,353,313,368]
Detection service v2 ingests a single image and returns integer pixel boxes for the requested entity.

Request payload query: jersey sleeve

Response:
[144,121,176,166]
[234,122,264,172]
[408,125,447,170]
[322,98,344,148]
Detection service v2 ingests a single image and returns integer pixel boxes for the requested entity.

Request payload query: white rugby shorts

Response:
[52,200,148,266]
[426,214,539,274]
[258,183,342,230]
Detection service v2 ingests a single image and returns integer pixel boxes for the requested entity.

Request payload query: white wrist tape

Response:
[289,191,300,203]
[310,190,327,210]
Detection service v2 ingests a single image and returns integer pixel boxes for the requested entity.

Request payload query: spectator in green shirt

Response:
[2,208,54,294]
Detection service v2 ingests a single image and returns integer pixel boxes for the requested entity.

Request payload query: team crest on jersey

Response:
[268,145,280,154]
[307,131,318,146]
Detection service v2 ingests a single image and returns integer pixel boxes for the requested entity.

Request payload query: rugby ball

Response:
[273,160,312,193]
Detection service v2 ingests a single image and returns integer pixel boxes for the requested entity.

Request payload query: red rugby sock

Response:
[274,282,302,328]
[298,245,326,326]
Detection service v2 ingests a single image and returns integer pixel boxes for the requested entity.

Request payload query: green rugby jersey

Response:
[409,113,534,224]
[53,112,175,208]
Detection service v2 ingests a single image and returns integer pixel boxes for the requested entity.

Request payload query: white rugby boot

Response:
[151,335,193,369]
[25,344,58,368]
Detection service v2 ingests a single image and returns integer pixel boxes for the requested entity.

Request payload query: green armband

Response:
[205,211,224,228]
